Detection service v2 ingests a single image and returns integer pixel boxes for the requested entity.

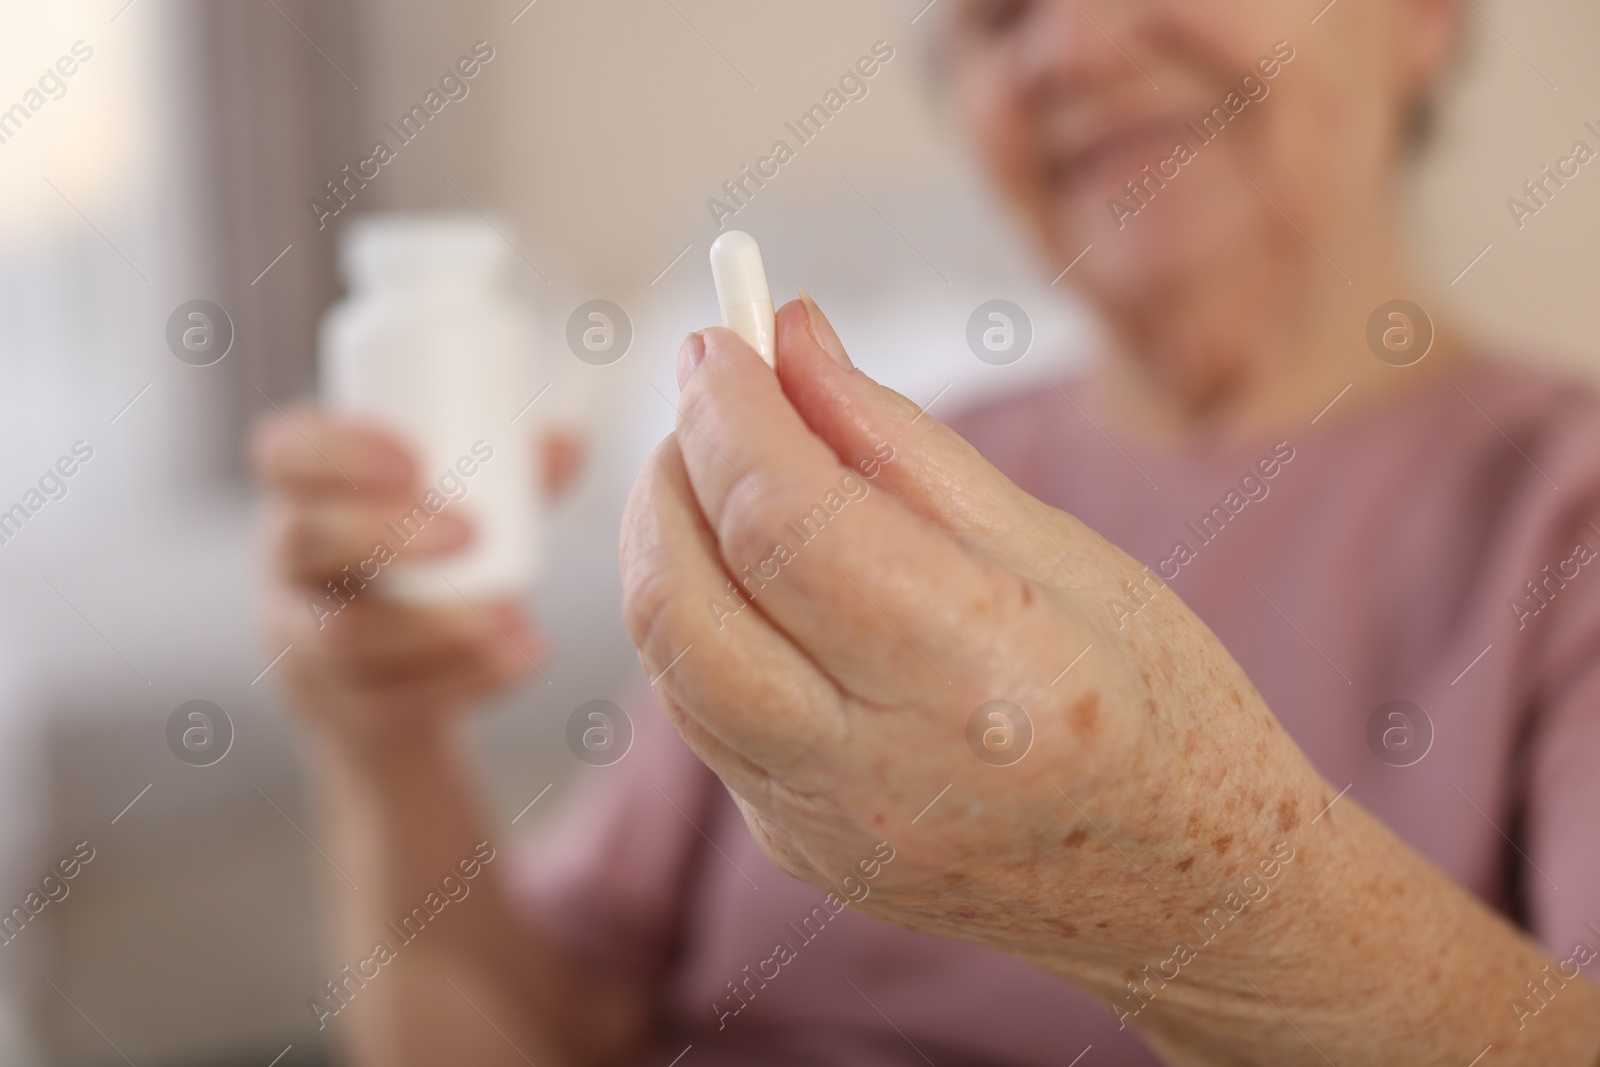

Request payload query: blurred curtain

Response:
[167,0,365,488]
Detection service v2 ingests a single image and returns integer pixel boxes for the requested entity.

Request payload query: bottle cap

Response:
[340,212,510,288]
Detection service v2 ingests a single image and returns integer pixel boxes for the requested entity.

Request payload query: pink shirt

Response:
[514,358,1600,1065]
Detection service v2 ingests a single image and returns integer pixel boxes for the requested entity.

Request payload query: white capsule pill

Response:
[710,230,776,367]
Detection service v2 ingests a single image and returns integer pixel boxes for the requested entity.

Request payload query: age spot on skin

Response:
[1212,833,1234,856]
[1276,796,1300,833]
[1176,856,1196,872]
[1069,692,1100,740]
[1063,828,1091,849]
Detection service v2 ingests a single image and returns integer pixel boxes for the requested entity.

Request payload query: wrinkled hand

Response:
[253,408,580,759]
[620,297,1331,973]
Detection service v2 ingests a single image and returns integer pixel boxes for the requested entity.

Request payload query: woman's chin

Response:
[1052,184,1258,308]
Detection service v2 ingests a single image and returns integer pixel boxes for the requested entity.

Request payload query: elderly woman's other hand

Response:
[252,409,578,760]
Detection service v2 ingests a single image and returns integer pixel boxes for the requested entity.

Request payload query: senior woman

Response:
[255,0,1600,1063]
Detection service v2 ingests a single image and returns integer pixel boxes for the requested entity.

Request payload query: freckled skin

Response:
[1063,829,1091,849]
[625,224,1600,1067]
[1177,856,1196,873]
[1069,692,1100,740]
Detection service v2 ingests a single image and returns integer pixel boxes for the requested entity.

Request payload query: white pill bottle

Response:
[319,213,544,602]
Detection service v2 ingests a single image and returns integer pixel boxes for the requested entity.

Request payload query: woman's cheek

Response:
[959,77,1032,195]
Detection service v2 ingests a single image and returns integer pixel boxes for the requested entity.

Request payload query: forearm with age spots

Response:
[1031,785,1600,1065]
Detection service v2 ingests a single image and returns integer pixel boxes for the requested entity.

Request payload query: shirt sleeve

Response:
[1514,399,1600,966]
[507,680,718,985]
[1525,644,1600,962]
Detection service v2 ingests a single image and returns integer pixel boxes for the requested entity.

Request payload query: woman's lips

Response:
[1042,116,1195,198]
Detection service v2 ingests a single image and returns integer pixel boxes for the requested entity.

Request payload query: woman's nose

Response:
[1014,0,1151,97]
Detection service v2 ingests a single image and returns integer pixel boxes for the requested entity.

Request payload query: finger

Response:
[273,591,540,692]
[619,436,846,778]
[780,295,1104,585]
[654,686,782,817]
[287,593,537,674]
[672,327,1035,707]
[270,498,473,586]
[251,404,415,495]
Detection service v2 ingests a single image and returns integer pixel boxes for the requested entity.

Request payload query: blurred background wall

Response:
[0,0,1595,1063]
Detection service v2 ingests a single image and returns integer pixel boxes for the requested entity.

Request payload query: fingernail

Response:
[798,288,852,370]
[676,331,706,390]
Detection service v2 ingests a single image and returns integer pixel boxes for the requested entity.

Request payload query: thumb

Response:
[776,292,1074,580]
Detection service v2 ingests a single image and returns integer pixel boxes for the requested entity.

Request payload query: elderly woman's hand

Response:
[622,299,1600,1064]
[621,296,1329,968]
